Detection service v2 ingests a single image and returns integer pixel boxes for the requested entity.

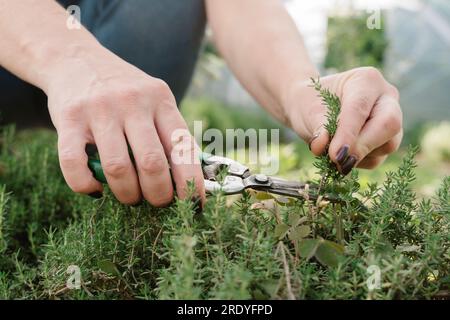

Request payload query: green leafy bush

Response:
[0,85,448,299]
[325,13,388,72]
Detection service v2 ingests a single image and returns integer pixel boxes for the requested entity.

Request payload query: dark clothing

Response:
[0,0,206,128]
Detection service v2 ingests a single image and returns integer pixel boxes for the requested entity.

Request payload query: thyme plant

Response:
[0,81,448,299]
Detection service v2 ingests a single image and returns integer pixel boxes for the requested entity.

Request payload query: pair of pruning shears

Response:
[87,152,341,203]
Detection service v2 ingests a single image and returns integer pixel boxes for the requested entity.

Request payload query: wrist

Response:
[31,37,105,93]
[278,67,320,126]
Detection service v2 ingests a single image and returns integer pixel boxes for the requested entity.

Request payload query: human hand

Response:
[284,67,403,175]
[45,47,205,206]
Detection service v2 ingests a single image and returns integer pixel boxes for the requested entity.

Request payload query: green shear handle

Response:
[87,152,213,185]
[87,158,107,184]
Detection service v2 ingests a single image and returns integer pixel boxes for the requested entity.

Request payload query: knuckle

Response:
[102,157,130,177]
[62,100,85,121]
[341,127,359,144]
[117,86,141,105]
[383,110,402,133]
[350,94,372,111]
[59,150,81,168]
[152,80,176,107]
[361,66,383,81]
[153,79,171,95]
[89,94,112,118]
[89,92,110,109]
[388,84,400,99]
[137,152,168,176]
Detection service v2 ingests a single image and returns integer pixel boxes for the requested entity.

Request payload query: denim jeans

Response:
[0,0,206,127]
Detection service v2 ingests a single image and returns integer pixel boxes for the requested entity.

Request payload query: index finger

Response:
[155,104,206,206]
[329,81,382,168]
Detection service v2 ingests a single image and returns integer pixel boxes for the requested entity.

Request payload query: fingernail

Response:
[191,196,203,214]
[308,132,321,151]
[88,191,103,199]
[341,155,358,176]
[336,145,350,165]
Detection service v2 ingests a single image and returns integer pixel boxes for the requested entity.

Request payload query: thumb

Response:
[308,113,330,156]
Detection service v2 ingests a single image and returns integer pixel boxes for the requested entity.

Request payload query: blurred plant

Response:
[324,13,388,72]
[181,97,289,145]
[421,121,450,162]
[190,35,224,92]
[0,91,448,299]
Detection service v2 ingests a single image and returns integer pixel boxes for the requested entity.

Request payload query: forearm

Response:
[205,0,318,124]
[0,0,102,92]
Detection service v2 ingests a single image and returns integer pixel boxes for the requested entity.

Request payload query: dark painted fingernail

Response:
[88,191,103,199]
[191,196,203,214]
[336,145,350,165]
[341,155,358,176]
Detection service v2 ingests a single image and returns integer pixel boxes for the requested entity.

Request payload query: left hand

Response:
[283,67,403,175]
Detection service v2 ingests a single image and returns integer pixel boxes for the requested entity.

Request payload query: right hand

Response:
[45,46,205,206]
[283,67,403,175]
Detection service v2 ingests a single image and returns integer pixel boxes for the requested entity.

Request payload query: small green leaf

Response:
[259,279,279,298]
[98,259,119,275]
[276,197,296,207]
[374,236,394,255]
[274,224,289,239]
[289,225,311,241]
[314,240,345,268]
[255,192,275,200]
[298,239,320,260]
[324,240,345,254]
[288,213,301,226]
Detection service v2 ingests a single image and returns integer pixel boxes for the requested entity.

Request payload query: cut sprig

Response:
[311,78,341,139]
[310,78,344,186]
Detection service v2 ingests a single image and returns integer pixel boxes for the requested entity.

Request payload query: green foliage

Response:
[325,13,388,72]
[310,78,345,187]
[0,94,448,299]
[181,97,289,144]
[311,78,340,138]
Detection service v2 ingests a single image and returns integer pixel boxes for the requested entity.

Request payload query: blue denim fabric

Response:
[0,0,206,127]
